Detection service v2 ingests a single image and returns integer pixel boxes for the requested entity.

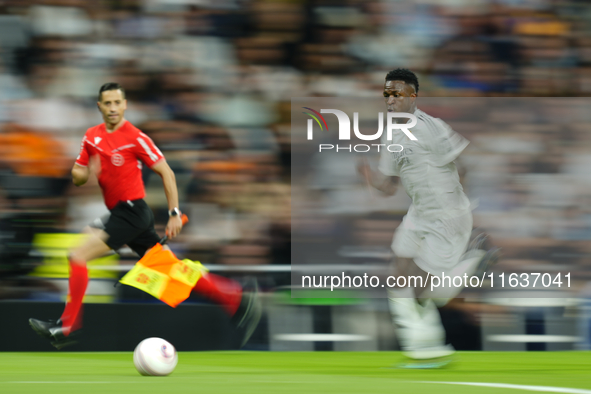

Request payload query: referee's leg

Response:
[29,227,111,349]
[61,228,112,335]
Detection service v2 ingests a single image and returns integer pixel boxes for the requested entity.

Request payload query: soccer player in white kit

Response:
[358,69,497,366]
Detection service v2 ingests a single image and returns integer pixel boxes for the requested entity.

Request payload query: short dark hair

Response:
[385,68,419,94]
[98,82,125,101]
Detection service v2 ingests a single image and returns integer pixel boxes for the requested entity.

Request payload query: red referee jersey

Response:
[75,120,165,210]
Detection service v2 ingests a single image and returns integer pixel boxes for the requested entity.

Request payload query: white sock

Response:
[388,288,447,352]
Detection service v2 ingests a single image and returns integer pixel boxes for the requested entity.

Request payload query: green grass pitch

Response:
[1,351,591,394]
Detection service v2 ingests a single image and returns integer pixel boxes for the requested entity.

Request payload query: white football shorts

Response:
[392,210,472,275]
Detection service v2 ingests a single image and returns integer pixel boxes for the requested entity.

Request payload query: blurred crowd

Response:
[1,0,591,298]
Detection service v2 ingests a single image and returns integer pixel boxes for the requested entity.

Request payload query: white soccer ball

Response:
[133,337,178,376]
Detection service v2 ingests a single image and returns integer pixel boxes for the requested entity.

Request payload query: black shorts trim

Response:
[90,199,160,256]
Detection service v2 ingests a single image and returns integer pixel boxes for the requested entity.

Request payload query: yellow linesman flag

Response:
[120,243,208,307]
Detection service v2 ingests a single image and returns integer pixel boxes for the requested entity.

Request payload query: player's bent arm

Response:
[358,159,399,196]
[455,159,466,184]
[373,172,399,196]
[71,164,90,186]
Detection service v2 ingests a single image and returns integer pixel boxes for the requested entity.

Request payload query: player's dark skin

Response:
[357,80,417,196]
[358,80,430,297]
[383,80,417,114]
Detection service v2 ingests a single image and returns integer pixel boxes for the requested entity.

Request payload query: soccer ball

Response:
[133,337,178,376]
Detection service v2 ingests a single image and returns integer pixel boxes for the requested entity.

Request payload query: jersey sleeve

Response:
[428,119,469,167]
[377,134,400,176]
[75,134,90,167]
[135,132,165,168]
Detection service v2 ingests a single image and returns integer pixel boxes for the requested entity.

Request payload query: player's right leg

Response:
[29,228,111,349]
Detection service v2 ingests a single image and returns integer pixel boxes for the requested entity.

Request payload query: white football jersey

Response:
[378,108,471,220]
